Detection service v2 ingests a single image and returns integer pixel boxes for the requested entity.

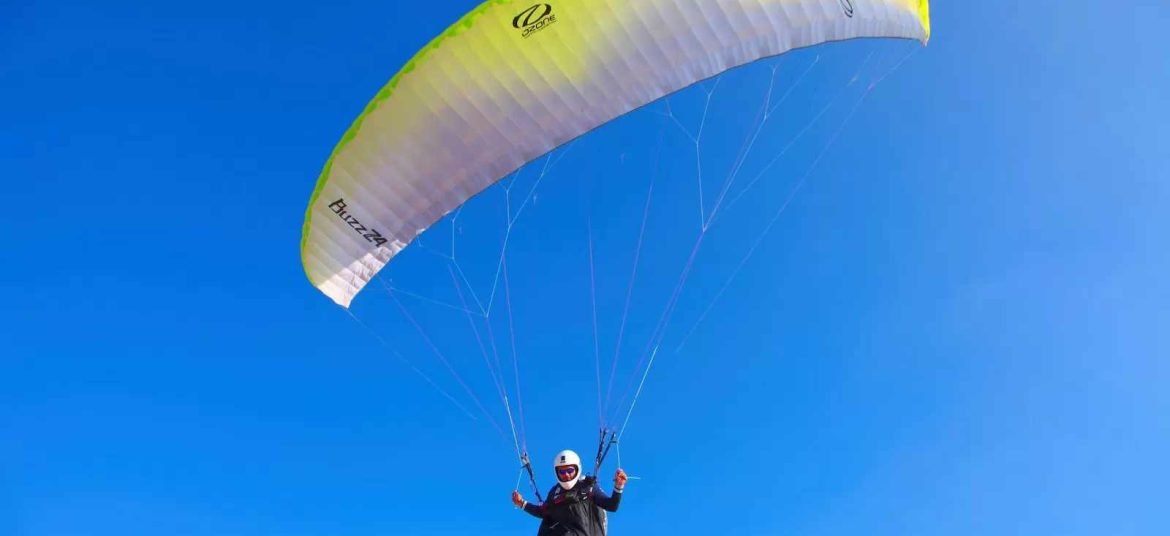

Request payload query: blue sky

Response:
[3,1,1168,535]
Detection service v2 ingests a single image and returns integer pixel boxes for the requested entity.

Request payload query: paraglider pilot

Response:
[512,450,628,535]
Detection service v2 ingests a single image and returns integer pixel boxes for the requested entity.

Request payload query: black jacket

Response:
[523,477,622,536]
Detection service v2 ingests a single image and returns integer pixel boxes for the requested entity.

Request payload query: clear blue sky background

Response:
[3,1,1168,535]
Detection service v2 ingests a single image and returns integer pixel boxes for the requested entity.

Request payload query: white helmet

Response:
[553,449,582,490]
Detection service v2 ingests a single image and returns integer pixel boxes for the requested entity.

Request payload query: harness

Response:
[549,477,596,506]
[543,477,608,536]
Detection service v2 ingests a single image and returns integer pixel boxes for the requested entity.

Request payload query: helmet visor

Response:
[555,465,579,482]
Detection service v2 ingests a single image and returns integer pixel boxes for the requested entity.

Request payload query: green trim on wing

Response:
[300,0,512,285]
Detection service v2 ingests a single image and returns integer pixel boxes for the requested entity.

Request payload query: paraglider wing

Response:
[301,0,931,307]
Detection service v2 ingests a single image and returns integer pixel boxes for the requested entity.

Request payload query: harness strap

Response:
[521,451,544,502]
[592,428,618,477]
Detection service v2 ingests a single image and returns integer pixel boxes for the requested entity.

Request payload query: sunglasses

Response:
[556,465,579,480]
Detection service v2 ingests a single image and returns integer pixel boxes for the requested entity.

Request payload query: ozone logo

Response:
[513,3,557,38]
[840,0,856,18]
[513,4,552,28]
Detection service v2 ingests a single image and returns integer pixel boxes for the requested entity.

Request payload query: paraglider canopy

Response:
[301,0,930,308]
